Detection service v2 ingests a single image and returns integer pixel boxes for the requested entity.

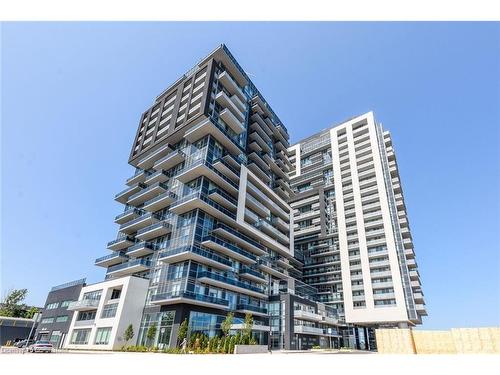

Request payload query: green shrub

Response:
[312,345,321,349]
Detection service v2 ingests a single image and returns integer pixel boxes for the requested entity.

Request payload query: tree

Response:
[0,289,28,317]
[243,313,253,344]
[177,318,188,347]
[220,311,234,337]
[25,306,39,319]
[146,325,157,347]
[123,324,134,345]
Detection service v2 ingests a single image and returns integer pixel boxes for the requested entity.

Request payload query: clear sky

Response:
[1,22,499,329]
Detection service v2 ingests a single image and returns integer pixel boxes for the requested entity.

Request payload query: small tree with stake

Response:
[124,324,134,347]
[146,325,157,348]
[177,318,188,347]
[221,311,234,338]
[243,313,253,344]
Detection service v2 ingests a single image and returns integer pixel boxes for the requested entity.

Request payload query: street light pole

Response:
[23,312,39,353]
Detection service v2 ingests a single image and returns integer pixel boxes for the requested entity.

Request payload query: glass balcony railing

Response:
[151,291,229,307]
[126,241,158,254]
[136,220,172,236]
[107,258,151,273]
[236,303,267,314]
[212,223,265,252]
[115,182,146,199]
[239,266,266,280]
[171,190,237,220]
[202,234,256,262]
[127,182,169,202]
[119,212,158,230]
[95,252,128,264]
[208,187,238,207]
[144,191,177,207]
[159,245,233,267]
[115,207,144,222]
[107,235,135,248]
[212,156,240,177]
[197,271,264,294]
[67,299,99,310]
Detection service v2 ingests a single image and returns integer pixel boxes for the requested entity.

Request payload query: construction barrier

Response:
[375,327,500,354]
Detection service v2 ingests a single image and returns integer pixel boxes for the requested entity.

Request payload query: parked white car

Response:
[28,340,53,353]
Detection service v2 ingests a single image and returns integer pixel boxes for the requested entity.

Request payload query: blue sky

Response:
[1,22,499,329]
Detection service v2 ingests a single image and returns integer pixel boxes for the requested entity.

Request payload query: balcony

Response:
[218,71,246,102]
[114,208,144,225]
[257,259,288,280]
[208,188,237,211]
[293,325,324,335]
[142,191,177,212]
[153,149,185,171]
[245,194,270,217]
[235,303,268,317]
[114,183,145,204]
[239,266,266,283]
[176,158,238,195]
[67,299,99,311]
[202,235,256,264]
[159,245,233,271]
[151,291,229,310]
[212,157,240,183]
[215,91,245,122]
[254,219,289,245]
[119,212,159,234]
[294,309,323,322]
[126,169,148,187]
[247,161,271,184]
[136,220,172,241]
[126,241,157,257]
[144,170,170,185]
[127,182,169,206]
[219,108,245,135]
[106,259,151,277]
[94,252,129,267]
[197,271,266,299]
[211,223,266,256]
[170,191,236,224]
[136,143,173,170]
[185,118,242,156]
[107,235,135,251]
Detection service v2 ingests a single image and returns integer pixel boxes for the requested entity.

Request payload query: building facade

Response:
[0,317,36,346]
[34,278,86,348]
[65,275,149,350]
[56,46,425,351]
[85,44,303,350]
[288,112,427,330]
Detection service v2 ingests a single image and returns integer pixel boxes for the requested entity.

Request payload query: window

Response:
[55,315,68,323]
[94,327,112,345]
[110,289,121,300]
[296,183,311,192]
[46,302,59,310]
[77,311,96,321]
[298,205,312,214]
[298,219,312,229]
[41,317,54,324]
[101,303,118,319]
[70,329,90,345]
[60,300,73,308]
[49,331,62,347]
[83,290,102,301]
[300,156,313,167]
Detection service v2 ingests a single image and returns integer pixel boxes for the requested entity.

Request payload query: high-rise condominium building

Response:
[62,46,425,351]
[289,112,427,327]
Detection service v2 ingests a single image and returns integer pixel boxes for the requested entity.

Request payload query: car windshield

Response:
[36,341,50,344]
